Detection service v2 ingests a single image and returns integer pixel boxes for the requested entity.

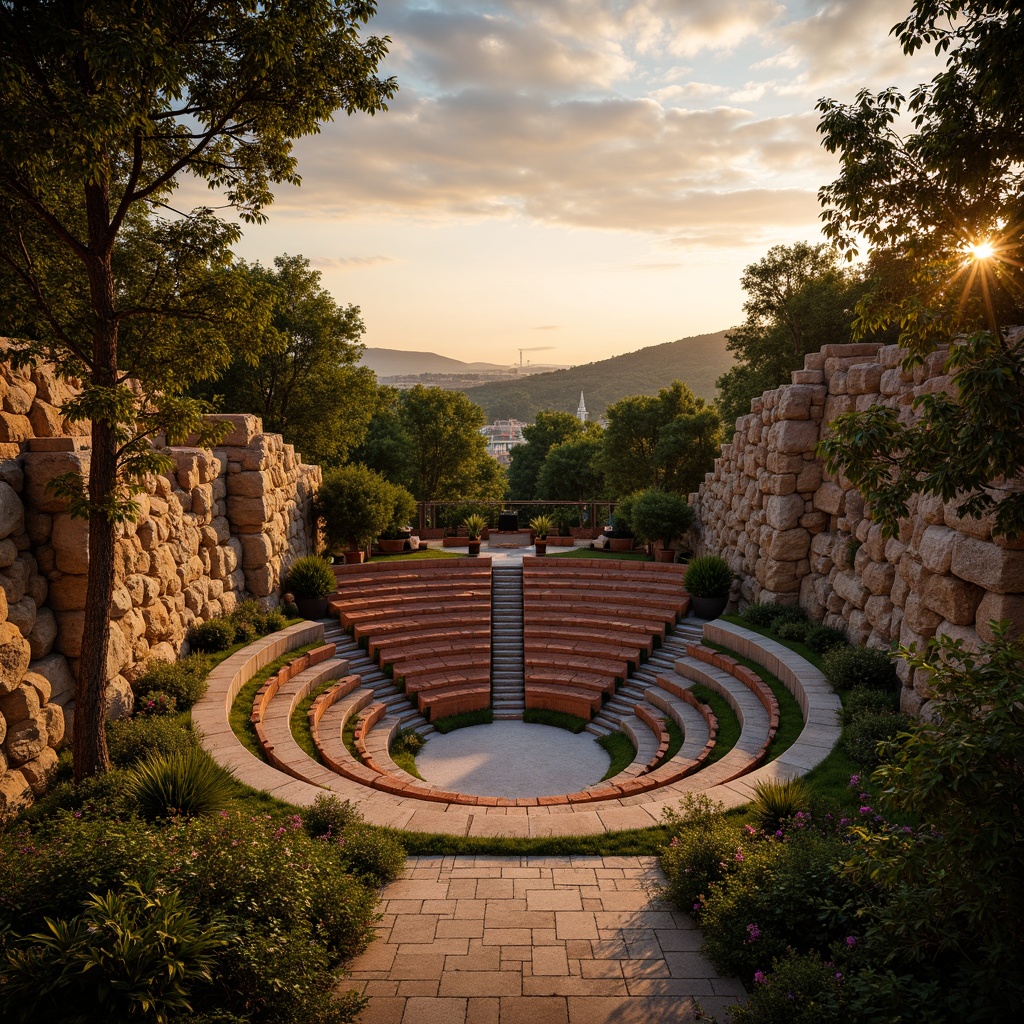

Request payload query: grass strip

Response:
[548,548,651,560]
[370,548,461,560]
[390,730,427,781]
[657,715,684,767]
[705,641,804,761]
[393,824,674,857]
[227,642,321,761]
[343,714,363,762]
[522,708,588,733]
[721,613,827,672]
[598,731,637,780]
[290,678,340,762]
[432,708,494,733]
[689,683,739,766]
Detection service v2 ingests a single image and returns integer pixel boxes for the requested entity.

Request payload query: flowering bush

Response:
[135,689,178,716]
[660,795,737,913]
[730,949,849,1024]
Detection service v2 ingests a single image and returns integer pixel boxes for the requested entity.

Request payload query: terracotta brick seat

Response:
[526,666,616,696]
[417,682,491,721]
[332,585,489,611]
[523,625,653,659]
[311,684,389,788]
[523,634,645,670]
[523,578,687,602]
[352,610,489,641]
[526,589,686,619]
[368,626,490,660]
[524,650,629,683]
[340,598,485,630]
[525,682,603,719]
[382,638,490,668]
[388,651,488,679]
[522,605,668,640]
[403,665,491,695]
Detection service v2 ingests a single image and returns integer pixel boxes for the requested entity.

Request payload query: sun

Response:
[967,240,996,261]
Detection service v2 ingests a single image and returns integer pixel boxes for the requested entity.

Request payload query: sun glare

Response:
[967,240,996,261]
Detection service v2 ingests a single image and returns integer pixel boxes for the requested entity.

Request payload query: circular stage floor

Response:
[414,721,611,799]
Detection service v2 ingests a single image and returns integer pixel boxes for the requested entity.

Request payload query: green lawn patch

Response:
[227,642,321,761]
[290,678,340,762]
[393,825,674,857]
[598,731,637,780]
[390,729,427,780]
[656,715,684,767]
[721,613,826,672]
[370,547,461,560]
[548,547,651,560]
[522,708,588,733]
[689,683,739,766]
[432,708,494,733]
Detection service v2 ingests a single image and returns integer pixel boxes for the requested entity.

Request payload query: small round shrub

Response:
[107,715,198,768]
[838,689,899,725]
[770,605,808,627]
[232,619,259,645]
[842,712,913,768]
[805,623,849,654]
[131,654,211,710]
[302,793,360,840]
[260,609,287,634]
[751,777,812,833]
[776,620,810,643]
[337,824,406,886]
[286,554,337,598]
[187,617,236,653]
[127,747,236,820]
[684,555,734,598]
[391,728,425,756]
[134,690,177,717]
[660,795,737,912]
[744,602,789,627]
[729,948,849,1024]
[823,644,899,693]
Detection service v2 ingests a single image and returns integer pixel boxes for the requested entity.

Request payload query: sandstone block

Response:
[0,769,32,820]
[22,451,90,513]
[865,594,894,633]
[950,534,1024,593]
[846,363,883,394]
[5,595,35,639]
[767,528,810,561]
[228,470,274,498]
[813,481,845,515]
[0,411,32,442]
[3,713,47,766]
[21,745,59,795]
[776,385,815,420]
[975,592,1024,640]
[47,573,89,611]
[903,592,944,634]
[861,561,896,597]
[240,533,274,569]
[22,669,52,705]
[29,653,76,706]
[765,493,805,531]
[764,473,797,496]
[203,413,262,448]
[922,574,982,626]
[0,681,40,725]
[832,571,869,609]
[0,621,31,696]
[823,394,855,422]
[769,419,820,455]
[42,702,65,747]
[0,481,24,540]
[766,452,804,474]
[56,610,85,658]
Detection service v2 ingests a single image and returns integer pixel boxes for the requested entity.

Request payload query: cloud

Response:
[308,255,398,270]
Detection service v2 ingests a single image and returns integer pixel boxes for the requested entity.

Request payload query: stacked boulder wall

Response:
[0,349,321,818]
[693,340,1023,721]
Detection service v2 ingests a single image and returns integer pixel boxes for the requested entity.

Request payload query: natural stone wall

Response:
[0,352,321,818]
[694,341,1024,720]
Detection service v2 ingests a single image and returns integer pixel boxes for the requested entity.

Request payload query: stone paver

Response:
[344,856,745,1023]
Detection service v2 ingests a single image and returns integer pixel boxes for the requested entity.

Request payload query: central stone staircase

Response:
[490,565,525,719]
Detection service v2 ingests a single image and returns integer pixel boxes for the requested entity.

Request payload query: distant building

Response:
[576,391,588,423]
[480,419,527,466]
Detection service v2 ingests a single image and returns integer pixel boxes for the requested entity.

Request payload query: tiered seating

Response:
[329,559,492,722]
[522,558,689,720]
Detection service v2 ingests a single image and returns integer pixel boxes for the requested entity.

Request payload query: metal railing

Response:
[416,500,618,535]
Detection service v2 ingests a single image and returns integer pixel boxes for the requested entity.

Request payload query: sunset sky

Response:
[227,0,942,368]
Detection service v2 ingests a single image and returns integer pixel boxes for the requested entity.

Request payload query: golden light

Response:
[967,240,996,261]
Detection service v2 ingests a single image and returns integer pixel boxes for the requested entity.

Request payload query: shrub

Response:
[805,623,849,653]
[822,645,898,693]
[842,712,912,768]
[770,605,809,627]
[107,715,198,768]
[0,881,226,1024]
[529,514,554,539]
[837,689,899,724]
[684,555,733,598]
[744,602,790,627]
[463,513,487,539]
[777,620,810,642]
[660,795,738,912]
[751,778,812,833]
[285,555,336,599]
[131,654,212,710]
[232,618,259,645]
[391,728,425,756]
[134,690,177,717]
[302,794,360,840]
[127,748,236,820]
[187,617,236,654]
[316,464,396,552]
[232,598,287,638]
[730,948,850,1024]
[337,824,406,886]
[628,490,696,546]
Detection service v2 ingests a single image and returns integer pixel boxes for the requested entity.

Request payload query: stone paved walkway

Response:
[346,855,745,1024]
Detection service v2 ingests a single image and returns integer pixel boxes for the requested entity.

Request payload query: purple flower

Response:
[848,774,860,787]
[845,935,858,947]
[835,972,843,981]
[746,923,760,941]
[735,848,745,862]
[859,806,872,816]
[693,902,701,911]
[754,971,766,985]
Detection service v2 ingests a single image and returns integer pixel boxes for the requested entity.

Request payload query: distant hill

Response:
[358,348,509,376]
[457,331,735,421]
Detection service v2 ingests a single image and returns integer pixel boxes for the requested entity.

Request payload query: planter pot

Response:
[295,596,329,619]
[656,548,677,563]
[690,594,729,620]
[468,540,481,556]
[534,541,547,556]
[377,538,406,553]
[608,537,634,552]
[342,550,365,564]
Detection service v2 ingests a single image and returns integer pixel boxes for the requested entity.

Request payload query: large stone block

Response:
[832,571,869,609]
[6,595,36,638]
[768,419,820,454]
[767,528,810,561]
[240,532,274,569]
[975,592,1024,640]
[764,493,805,531]
[903,592,944,634]
[950,534,1024,593]
[47,573,89,611]
[846,363,883,394]
[813,481,845,515]
[22,451,90,513]
[0,411,32,442]
[228,470,274,498]
[0,681,40,725]
[0,480,24,540]
[861,561,896,597]
[21,745,59,795]
[29,653,76,706]
[922,574,983,626]
[776,385,815,420]
[3,713,47,766]
[202,413,262,448]
[226,494,272,526]
[0,768,32,820]
[0,621,31,696]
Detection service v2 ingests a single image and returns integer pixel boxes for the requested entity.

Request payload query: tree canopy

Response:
[198,254,377,468]
[0,0,394,777]
[716,243,865,426]
[600,381,722,498]
[507,410,594,500]
[535,434,606,503]
[816,0,1024,538]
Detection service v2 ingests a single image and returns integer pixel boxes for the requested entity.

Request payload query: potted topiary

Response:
[285,555,336,619]
[316,465,396,563]
[684,555,734,619]
[377,483,418,554]
[628,490,696,563]
[463,513,487,556]
[530,514,554,556]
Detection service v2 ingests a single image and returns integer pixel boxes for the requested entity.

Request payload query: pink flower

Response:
[754,971,766,984]
[746,923,760,941]
[735,848,745,862]
[845,935,858,947]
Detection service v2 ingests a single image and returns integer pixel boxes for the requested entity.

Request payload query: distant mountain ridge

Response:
[456,330,735,421]
[358,348,509,376]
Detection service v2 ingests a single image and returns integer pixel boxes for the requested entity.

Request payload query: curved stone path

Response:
[346,855,745,1024]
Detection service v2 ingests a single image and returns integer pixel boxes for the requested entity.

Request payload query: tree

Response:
[626,490,696,548]
[399,385,504,502]
[200,255,377,468]
[535,435,605,502]
[0,1,394,778]
[816,1,1024,538]
[600,381,722,497]
[716,242,865,425]
[316,464,407,553]
[507,411,591,500]
[351,385,412,485]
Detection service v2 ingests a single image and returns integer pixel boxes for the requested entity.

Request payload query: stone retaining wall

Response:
[0,352,321,818]
[693,341,1024,719]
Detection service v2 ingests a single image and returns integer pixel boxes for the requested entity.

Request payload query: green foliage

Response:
[626,490,695,546]
[127,748,236,821]
[107,715,198,769]
[529,514,554,539]
[316,464,398,552]
[337,824,406,886]
[822,645,899,694]
[598,731,637,780]
[232,599,287,639]
[776,620,810,643]
[508,410,592,500]
[841,710,912,770]
[285,555,337,600]
[684,555,733,598]
[750,778,812,833]
[660,795,736,912]
[302,795,361,841]
[432,708,494,732]
[535,434,606,502]
[391,728,425,756]
[601,380,722,497]
[522,708,588,733]
[135,691,178,717]
[463,513,487,540]
[187,618,237,654]
[805,623,849,654]
[1,881,226,1024]
[743,602,794,627]
[197,255,375,469]
[131,655,212,710]
[716,243,866,425]
[730,949,850,1024]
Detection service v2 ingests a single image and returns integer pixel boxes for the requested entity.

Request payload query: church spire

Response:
[576,391,588,423]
